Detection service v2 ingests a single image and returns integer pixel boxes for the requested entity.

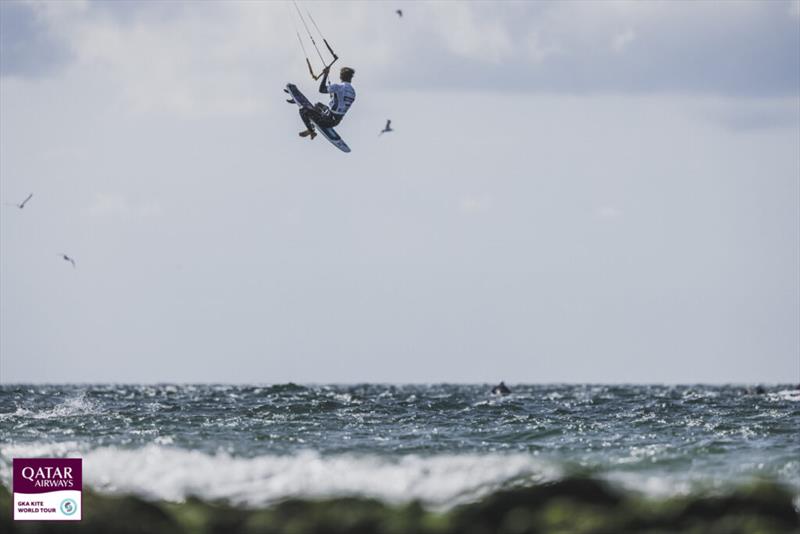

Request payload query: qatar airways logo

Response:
[20,465,76,488]
[13,458,82,521]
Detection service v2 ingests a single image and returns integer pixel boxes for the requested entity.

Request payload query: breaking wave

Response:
[0,443,560,508]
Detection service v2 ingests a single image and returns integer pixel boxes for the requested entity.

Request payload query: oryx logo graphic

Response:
[60,498,77,516]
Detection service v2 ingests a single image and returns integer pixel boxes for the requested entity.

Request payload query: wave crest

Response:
[0,443,559,507]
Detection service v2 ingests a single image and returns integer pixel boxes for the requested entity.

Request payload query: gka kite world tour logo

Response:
[13,458,82,521]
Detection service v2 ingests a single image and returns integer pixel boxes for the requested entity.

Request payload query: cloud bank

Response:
[2,0,798,102]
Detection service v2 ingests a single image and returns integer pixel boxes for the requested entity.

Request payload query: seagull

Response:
[6,193,33,209]
[379,120,394,136]
[59,253,76,268]
[395,9,403,18]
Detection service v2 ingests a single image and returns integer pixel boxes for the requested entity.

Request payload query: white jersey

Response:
[325,82,356,116]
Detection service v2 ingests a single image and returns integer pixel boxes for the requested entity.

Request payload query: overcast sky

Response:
[1,0,798,384]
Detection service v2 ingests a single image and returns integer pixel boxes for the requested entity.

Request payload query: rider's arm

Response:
[319,68,330,94]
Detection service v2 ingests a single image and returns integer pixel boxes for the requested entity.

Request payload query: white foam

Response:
[771,389,800,402]
[0,443,560,508]
[605,460,800,500]
[604,471,695,498]
[4,442,795,507]
[0,393,102,421]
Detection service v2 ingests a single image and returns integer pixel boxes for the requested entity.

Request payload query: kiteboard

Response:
[285,83,351,153]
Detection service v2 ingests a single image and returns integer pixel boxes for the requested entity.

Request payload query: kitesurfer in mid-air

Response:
[299,66,356,139]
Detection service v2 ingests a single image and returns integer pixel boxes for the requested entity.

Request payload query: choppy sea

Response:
[1,384,798,508]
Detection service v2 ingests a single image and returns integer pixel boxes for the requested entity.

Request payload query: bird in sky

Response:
[6,193,33,209]
[60,253,76,268]
[395,9,403,18]
[379,120,394,135]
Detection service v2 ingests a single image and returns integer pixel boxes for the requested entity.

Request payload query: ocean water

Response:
[1,384,798,508]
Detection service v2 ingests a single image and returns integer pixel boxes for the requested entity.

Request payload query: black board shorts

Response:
[301,104,343,129]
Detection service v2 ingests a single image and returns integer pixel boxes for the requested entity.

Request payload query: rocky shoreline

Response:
[2,476,798,533]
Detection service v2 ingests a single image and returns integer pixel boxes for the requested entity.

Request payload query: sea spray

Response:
[1,384,798,507]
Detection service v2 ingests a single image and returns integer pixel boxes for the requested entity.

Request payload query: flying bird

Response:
[395,9,403,18]
[6,193,33,209]
[379,120,394,135]
[59,253,76,268]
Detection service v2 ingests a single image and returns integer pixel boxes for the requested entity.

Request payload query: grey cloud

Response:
[87,0,211,26]
[375,1,799,97]
[3,1,797,97]
[711,101,800,131]
[0,0,71,79]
